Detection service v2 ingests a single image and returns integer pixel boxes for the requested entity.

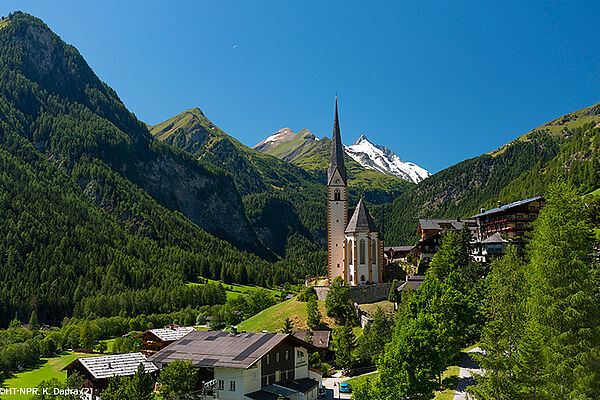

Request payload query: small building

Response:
[148,330,320,400]
[63,352,159,397]
[291,330,331,360]
[384,246,415,264]
[136,326,195,355]
[414,218,478,262]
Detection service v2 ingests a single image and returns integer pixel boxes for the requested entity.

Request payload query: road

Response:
[322,370,378,399]
[453,347,482,400]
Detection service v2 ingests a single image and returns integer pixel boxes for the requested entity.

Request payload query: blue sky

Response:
[3,1,600,173]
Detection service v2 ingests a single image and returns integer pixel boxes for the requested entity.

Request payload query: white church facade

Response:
[327,99,384,286]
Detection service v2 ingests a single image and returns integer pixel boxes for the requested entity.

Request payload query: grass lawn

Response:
[1,352,94,400]
[343,371,379,387]
[358,300,395,317]
[433,365,460,400]
[187,279,281,301]
[237,298,335,332]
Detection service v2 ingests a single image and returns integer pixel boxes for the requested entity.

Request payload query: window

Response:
[285,350,289,360]
[372,240,377,264]
[229,381,236,391]
[266,354,270,364]
[360,275,365,281]
[359,240,365,264]
[297,349,304,358]
[348,240,353,262]
[349,274,353,281]
[218,380,224,390]
[276,352,280,362]
[334,189,341,201]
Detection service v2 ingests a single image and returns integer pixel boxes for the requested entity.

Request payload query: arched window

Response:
[372,239,377,264]
[361,275,366,282]
[359,239,365,264]
[334,189,341,201]
[349,274,353,281]
[348,239,353,262]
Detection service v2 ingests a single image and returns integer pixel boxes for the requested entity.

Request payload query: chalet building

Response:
[63,352,159,397]
[291,330,331,360]
[327,98,384,286]
[414,218,478,262]
[471,196,545,259]
[148,330,320,400]
[136,326,195,355]
[383,246,415,265]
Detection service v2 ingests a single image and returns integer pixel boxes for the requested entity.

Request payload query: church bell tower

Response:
[327,98,348,283]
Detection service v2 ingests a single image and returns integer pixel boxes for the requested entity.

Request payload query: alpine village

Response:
[1,7,600,400]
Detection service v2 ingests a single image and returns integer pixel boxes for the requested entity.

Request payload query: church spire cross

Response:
[328,97,347,185]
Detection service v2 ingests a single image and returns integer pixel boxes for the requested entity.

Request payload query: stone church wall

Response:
[313,282,393,304]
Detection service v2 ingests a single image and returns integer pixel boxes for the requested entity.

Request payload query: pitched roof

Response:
[471,196,544,218]
[139,326,195,342]
[291,330,331,349]
[385,246,415,253]
[276,378,320,393]
[328,98,347,185]
[346,197,378,233]
[418,218,477,231]
[246,390,288,400]
[481,232,510,244]
[63,353,158,380]
[147,331,317,369]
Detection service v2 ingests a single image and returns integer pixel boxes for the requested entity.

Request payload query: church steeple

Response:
[328,97,347,185]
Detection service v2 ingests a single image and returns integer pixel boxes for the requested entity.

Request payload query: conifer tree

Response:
[526,181,600,399]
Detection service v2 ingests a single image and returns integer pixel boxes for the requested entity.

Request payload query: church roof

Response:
[346,197,378,233]
[327,98,347,185]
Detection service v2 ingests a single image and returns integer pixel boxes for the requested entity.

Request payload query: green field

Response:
[188,278,281,301]
[237,298,334,332]
[1,352,94,400]
[358,300,395,317]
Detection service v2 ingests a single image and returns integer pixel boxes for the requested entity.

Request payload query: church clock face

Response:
[336,178,340,184]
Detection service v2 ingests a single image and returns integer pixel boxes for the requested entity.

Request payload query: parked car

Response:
[340,382,352,393]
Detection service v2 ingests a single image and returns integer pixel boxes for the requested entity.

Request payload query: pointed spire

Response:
[328,96,347,185]
[345,196,378,233]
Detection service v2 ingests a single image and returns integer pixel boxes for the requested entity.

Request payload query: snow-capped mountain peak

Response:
[344,135,430,184]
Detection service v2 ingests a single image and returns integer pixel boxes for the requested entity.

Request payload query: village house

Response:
[414,218,478,262]
[62,352,159,398]
[291,330,332,360]
[136,325,195,355]
[471,196,545,260]
[147,329,321,400]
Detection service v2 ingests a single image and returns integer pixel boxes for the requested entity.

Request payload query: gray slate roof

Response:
[328,98,347,185]
[346,198,378,233]
[146,326,195,342]
[471,196,543,218]
[66,352,158,380]
[482,232,510,244]
[148,331,314,369]
[418,218,477,231]
[291,330,331,349]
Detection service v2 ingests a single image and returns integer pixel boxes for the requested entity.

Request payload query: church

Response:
[327,99,384,286]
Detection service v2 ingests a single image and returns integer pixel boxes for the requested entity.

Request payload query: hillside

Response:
[149,109,412,256]
[379,106,600,245]
[0,12,311,327]
[378,131,564,244]
[236,297,334,332]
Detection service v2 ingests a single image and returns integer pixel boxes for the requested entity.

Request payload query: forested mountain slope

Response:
[378,132,564,245]
[380,102,600,245]
[0,11,311,327]
[150,109,412,256]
